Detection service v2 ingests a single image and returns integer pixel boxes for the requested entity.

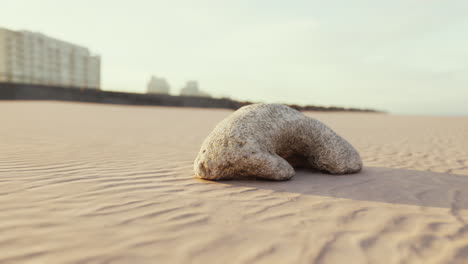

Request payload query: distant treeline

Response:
[0,82,380,113]
[235,101,379,113]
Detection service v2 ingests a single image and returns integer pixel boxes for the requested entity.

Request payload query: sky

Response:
[1,0,467,115]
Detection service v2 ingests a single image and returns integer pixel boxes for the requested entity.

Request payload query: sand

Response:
[0,101,467,264]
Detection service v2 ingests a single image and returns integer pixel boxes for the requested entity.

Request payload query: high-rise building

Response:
[0,27,100,89]
[180,80,210,97]
[147,76,170,94]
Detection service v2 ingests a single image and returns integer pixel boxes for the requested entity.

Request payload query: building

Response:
[147,76,170,94]
[0,27,100,89]
[180,80,210,97]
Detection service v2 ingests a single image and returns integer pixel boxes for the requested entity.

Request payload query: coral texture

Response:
[195,104,362,180]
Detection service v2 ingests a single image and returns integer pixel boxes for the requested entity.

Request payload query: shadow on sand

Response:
[224,167,468,210]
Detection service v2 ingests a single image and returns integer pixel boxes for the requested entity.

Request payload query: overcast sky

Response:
[1,0,467,115]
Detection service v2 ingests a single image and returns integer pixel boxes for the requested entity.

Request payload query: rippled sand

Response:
[1,101,467,264]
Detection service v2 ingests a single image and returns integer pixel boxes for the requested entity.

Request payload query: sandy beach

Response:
[1,101,467,264]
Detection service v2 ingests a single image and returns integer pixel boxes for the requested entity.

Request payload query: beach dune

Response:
[0,101,467,264]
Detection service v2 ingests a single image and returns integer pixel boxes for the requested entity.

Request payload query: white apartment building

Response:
[0,27,100,89]
[180,80,210,97]
[147,76,170,94]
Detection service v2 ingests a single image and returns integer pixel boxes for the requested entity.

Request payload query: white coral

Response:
[195,104,362,181]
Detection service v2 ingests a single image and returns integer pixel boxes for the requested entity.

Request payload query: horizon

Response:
[1,0,467,116]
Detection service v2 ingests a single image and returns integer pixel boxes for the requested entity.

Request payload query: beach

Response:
[1,101,467,264]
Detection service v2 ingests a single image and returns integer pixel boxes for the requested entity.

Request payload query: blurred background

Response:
[0,0,467,115]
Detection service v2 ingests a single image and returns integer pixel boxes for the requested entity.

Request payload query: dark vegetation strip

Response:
[0,82,381,113]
